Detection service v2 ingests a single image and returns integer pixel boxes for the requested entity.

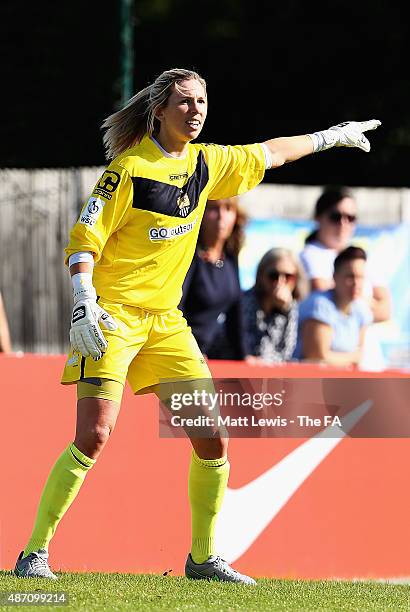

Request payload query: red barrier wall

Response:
[1,354,409,579]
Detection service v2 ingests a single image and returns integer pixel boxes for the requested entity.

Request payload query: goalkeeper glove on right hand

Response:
[69,273,117,361]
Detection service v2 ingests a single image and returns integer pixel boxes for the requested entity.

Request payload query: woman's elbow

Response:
[372,301,391,323]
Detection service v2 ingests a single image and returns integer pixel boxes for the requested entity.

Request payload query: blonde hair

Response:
[102,68,207,160]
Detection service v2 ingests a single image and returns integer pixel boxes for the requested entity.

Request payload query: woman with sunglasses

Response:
[300,187,390,322]
[243,248,307,364]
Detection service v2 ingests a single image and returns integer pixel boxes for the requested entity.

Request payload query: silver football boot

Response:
[15,549,58,579]
[185,553,256,584]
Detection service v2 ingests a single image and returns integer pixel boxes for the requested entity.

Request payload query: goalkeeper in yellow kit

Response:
[15,68,380,582]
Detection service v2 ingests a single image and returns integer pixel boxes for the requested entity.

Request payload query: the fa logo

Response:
[177,192,190,217]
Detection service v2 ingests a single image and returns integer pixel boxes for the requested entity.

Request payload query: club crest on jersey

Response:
[177,192,190,217]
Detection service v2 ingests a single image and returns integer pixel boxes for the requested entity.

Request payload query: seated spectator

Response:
[0,290,12,353]
[300,187,390,322]
[295,246,373,367]
[243,248,306,364]
[180,197,246,359]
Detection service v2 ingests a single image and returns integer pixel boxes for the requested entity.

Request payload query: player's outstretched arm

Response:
[263,119,381,168]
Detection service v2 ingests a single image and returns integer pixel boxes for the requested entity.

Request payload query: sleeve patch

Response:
[79,197,106,227]
[93,170,121,200]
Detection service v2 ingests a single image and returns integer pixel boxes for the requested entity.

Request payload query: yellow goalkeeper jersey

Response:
[65,135,265,312]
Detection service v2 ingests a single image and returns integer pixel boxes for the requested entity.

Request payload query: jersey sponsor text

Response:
[149,218,197,241]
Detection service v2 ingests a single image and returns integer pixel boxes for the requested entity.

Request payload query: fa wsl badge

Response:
[79,197,106,227]
[177,192,190,217]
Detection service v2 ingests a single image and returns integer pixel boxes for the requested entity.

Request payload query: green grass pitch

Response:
[1,571,410,611]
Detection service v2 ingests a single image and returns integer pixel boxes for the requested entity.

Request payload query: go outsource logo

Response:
[149,218,197,241]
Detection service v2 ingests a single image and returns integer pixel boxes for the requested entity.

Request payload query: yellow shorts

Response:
[61,299,211,394]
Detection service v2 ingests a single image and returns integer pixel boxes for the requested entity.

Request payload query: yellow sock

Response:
[23,443,95,557]
[188,450,230,564]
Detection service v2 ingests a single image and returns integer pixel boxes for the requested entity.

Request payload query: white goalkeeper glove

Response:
[308,119,381,153]
[69,273,117,361]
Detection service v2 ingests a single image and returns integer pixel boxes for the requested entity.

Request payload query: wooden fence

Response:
[0,168,103,353]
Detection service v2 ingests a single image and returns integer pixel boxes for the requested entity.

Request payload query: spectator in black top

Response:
[243,248,307,364]
[180,197,247,359]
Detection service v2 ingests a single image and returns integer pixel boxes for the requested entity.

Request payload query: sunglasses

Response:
[327,211,357,224]
[266,270,297,282]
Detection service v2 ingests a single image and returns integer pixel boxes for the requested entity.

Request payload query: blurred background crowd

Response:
[1,183,408,371]
[178,188,401,371]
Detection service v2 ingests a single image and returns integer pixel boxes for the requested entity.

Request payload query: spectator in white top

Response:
[300,187,390,322]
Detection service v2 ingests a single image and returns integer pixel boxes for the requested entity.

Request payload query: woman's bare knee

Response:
[74,397,120,459]
[190,436,229,460]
